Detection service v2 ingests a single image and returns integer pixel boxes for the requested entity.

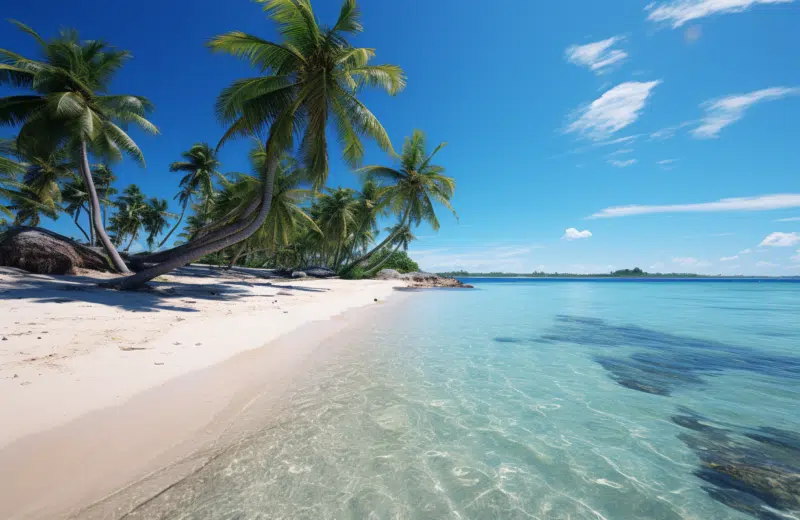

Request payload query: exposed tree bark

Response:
[88,204,95,246]
[78,141,130,273]
[72,206,91,243]
[158,203,187,249]
[108,155,278,289]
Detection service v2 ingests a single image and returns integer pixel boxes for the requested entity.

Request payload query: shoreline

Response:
[0,266,407,519]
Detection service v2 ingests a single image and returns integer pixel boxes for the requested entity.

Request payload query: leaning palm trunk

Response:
[364,242,403,276]
[72,207,91,243]
[227,242,247,269]
[157,203,187,249]
[342,207,410,273]
[124,230,138,253]
[137,196,261,263]
[78,142,130,273]
[109,156,277,289]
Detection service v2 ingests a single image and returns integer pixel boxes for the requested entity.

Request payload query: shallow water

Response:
[130,280,800,519]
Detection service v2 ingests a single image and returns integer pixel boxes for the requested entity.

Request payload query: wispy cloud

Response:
[739,248,753,255]
[720,255,739,261]
[756,261,779,267]
[563,228,593,240]
[567,81,661,141]
[608,148,634,156]
[693,87,800,138]
[646,0,794,28]
[760,232,800,247]
[608,159,637,167]
[673,257,711,267]
[566,37,628,74]
[657,159,678,170]
[774,217,800,222]
[589,194,800,219]
[649,121,695,141]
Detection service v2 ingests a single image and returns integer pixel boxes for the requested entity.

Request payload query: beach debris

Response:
[195,342,202,346]
[291,271,307,278]
[2,337,7,341]
[277,291,292,296]
[119,346,147,351]
[302,266,336,278]
[154,362,164,365]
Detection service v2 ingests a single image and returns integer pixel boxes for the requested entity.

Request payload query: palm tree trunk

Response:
[365,243,403,276]
[109,154,279,290]
[343,206,411,273]
[72,207,91,243]
[227,242,247,269]
[78,141,130,273]
[134,196,261,263]
[124,230,138,253]
[88,205,95,246]
[158,203,187,249]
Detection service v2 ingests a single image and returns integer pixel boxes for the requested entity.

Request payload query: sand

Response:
[0,265,404,519]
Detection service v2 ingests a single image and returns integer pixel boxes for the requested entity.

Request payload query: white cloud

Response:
[693,87,800,138]
[566,37,628,74]
[598,135,639,147]
[739,248,753,254]
[756,261,779,267]
[657,159,678,165]
[760,232,800,247]
[589,194,800,219]
[609,159,637,167]
[720,255,739,261]
[563,228,593,240]
[567,81,661,141]
[774,217,800,222]
[646,0,794,28]
[608,148,634,156]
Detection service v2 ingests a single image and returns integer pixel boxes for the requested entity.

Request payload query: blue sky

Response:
[2,0,799,274]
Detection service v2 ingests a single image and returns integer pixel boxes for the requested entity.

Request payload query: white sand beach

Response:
[0,266,403,519]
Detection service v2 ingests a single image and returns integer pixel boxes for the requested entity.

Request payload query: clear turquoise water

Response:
[130,280,800,520]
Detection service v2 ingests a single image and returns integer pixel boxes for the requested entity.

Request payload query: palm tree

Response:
[345,130,456,271]
[0,21,159,273]
[212,145,320,267]
[92,164,117,231]
[18,148,73,223]
[169,143,222,223]
[343,178,388,265]
[315,187,359,269]
[115,0,404,289]
[364,223,415,275]
[62,178,92,242]
[0,140,26,224]
[143,197,173,250]
[109,185,148,252]
[158,185,192,249]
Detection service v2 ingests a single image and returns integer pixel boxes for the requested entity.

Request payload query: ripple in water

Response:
[123,280,800,519]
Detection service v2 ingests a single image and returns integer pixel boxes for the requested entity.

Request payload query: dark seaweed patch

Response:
[538,315,800,396]
[493,336,525,344]
[673,409,800,519]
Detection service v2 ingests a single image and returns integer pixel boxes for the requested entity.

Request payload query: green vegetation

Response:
[0,0,452,285]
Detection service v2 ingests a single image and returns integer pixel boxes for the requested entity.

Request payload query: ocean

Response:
[129,279,800,519]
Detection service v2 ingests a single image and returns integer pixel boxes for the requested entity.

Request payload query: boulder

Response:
[291,271,307,279]
[303,266,336,278]
[0,227,111,275]
[375,269,403,280]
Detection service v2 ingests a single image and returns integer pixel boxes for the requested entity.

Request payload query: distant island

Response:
[437,268,797,279]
